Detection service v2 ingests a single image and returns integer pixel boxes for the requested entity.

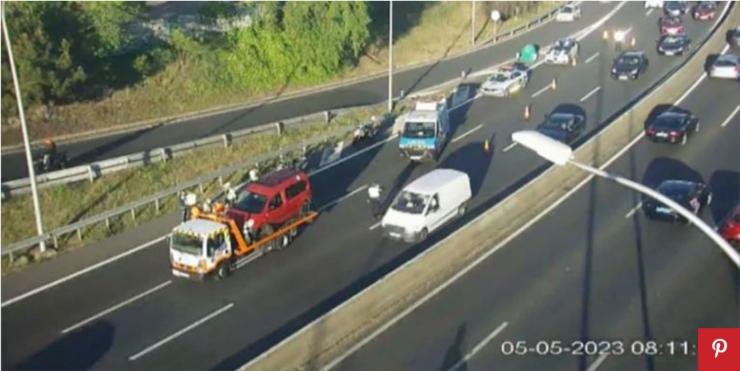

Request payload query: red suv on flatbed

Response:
[228,168,312,236]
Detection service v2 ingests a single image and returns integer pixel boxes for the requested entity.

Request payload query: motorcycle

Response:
[352,122,378,145]
[34,151,68,174]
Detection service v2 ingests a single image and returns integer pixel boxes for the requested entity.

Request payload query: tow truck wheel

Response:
[216,262,230,280]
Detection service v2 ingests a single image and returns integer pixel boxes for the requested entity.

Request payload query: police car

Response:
[480,65,529,97]
[545,38,580,66]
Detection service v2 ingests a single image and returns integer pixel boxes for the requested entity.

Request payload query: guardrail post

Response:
[160,148,171,162]
[222,133,232,147]
[199,183,204,193]
[275,122,284,136]
[105,217,111,229]
[154,198,160,212]
[53,235,59,249]
[131,207,136,221]
[324,111,331,124]
[77,228,83,241]
[87,165,100,182]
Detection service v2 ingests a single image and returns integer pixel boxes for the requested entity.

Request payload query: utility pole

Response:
[387,0,393,112]
[471,0,476,45]
[2,3,47,252]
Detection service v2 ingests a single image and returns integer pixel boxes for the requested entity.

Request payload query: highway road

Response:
[1,2,731,370]
[329,55,739,371]
[1,2,568,181]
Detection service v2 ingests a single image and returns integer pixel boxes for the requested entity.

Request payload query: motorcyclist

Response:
[41,138,57,170]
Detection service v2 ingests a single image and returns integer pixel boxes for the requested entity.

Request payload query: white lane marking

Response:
[128,303,234,361]
[448,322,509,371]
[625,202,642,218]
[322,40,713,371]
[585,52,600,64]
[580,86,602,102]
[502,142,519,152]
[319,185,368,212]
[62,280,172,334]
[587,353,610,371]
[369,222,381,231]
[452,124,483,143]
[531,84,552,98]
[720,105,739,127]
[646,8,654,16]
[2,236,167,308]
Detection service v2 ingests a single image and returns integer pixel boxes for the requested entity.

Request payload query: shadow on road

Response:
[14,321,114,370]
[439,324,467,371]
[641,157,704,188]
[708,170,739,226]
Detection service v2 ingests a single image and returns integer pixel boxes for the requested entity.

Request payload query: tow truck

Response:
[169,169,318,280]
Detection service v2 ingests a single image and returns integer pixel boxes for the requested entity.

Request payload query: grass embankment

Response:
[1,104,392,270]
[1,2,560,145]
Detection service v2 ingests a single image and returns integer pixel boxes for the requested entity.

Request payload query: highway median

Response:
[241,4,738,370]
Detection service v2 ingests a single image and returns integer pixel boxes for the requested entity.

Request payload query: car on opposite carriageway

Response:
[642,180,712,223]
[535,111,586,145]
[645,110,700,145]
[657,34,691,56]
[659,15,686,36]
[611,51,649,80]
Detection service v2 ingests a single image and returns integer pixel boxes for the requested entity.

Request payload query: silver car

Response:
[481,67,528,97]
[709,54,739,79]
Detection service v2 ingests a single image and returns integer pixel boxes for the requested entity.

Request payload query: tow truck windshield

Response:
[171,232,202,255]
[403,121,436,138]
[391,191,430,214]
[235,190,267,213]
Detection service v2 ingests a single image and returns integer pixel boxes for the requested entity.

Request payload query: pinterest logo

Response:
[699,328,739,371]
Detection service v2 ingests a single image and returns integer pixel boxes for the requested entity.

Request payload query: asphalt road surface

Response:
[2,2,584,181]
[330,56,739,371]
[2,2,732,370]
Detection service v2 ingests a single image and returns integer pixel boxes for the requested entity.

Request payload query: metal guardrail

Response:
[1,123,362,261]
[1,106,360,198]
[0,2,569,260]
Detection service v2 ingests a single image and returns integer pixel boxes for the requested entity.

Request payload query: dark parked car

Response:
[692,1,717,21]
[611,51,649,80]
[645,111,699,145]
[732,26,740,47]
[535,112,586,144]
[657,34,691,55]
[642,180,712,223]
[659,15,685,36]
[663,1,688,17]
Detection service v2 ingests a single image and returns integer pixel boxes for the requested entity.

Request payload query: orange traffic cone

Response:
[484,139,491,153]
[551,78,557,90]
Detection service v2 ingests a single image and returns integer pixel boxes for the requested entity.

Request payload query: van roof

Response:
[404,169,468,195]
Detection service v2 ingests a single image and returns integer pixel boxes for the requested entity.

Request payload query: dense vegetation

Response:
[2,1,543,135]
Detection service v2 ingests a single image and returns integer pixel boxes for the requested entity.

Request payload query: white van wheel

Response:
[458,204,467,217]
[419,228,429,241]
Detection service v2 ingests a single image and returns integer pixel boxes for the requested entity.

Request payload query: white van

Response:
[381,169,472,243]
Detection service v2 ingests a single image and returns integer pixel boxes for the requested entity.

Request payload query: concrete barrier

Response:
[243,6,737,370]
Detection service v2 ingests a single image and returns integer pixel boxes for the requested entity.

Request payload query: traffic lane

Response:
[0,2,616,181]
[0,18,706,368]
[333,75,739,371]
[0,4,709,365]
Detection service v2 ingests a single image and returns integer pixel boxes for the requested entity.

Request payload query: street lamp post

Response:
[388,0,393,113]
[471,0,476,45]
[511,130,740,268]
[2,3,47,252]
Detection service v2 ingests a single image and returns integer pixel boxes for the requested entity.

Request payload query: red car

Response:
[719,204,740,246]
[659,16,685,36]
[227,168,312,238]
[692,2,717,21]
